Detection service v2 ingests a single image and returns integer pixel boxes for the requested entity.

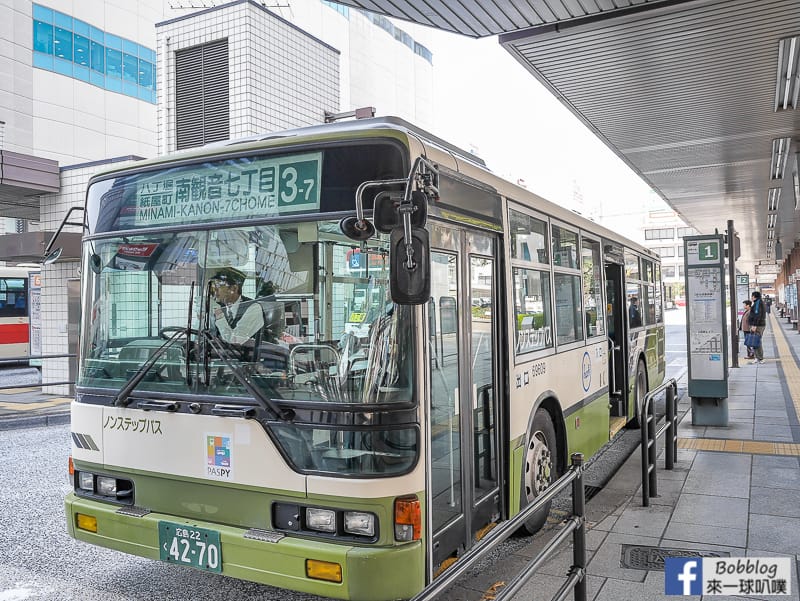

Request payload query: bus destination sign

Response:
[126,152,322,227]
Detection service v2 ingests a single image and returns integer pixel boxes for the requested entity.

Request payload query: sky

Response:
[401,24,667,234]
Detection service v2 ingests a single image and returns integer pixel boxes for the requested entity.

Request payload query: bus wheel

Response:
[519,409,557,535]
[628,360,647,429]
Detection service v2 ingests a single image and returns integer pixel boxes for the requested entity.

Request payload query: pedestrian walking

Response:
[739,300,754,359]
[749,291,766,364]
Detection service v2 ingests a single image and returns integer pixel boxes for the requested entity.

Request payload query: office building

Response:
[0,0,434,391]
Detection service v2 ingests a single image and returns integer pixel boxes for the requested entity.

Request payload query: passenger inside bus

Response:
[628,296,642,328]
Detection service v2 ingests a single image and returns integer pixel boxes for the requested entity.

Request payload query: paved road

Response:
[0,366,40,388]
[664,307,688,381]
[0,423,333,601]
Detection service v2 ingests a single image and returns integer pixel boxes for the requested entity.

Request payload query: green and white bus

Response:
[64,117,665,601]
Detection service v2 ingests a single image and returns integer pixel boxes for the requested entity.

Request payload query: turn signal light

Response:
[68,456,74,476]
[76,513,98,533]
[394,496,421,541]
[306,559,342,583]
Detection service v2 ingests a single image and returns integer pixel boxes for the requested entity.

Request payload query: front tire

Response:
[627,360,647,429]
[519,409,558,535]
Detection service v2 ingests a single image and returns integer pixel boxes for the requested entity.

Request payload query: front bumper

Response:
[65,493,424,601]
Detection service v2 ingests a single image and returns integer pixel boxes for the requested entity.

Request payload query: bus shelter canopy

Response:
[336,0,800,279]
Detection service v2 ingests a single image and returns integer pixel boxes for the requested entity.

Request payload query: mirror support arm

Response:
[400,205,415,269]
[43,206,86,258]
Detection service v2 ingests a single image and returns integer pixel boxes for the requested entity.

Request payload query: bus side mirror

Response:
[374,190,427,233]
[89,254,102,274]
[43,248,63,265]
[390,226,430,305]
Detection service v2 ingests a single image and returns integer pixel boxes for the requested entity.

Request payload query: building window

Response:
[175,39,230,150]
[106,48,122,79]
[644,228,674,240]
[90,40,104,72]
[33,20,53,54]
[414,42,433,63]
[677,227,696,238]
[654,246,675,257]
[74,34,90,66]
[139,60,154,88]
[663,266,676,278]
[358,9,433,63]
[54,26,73,61]
[32,4,156,104]
[321,1,349,18]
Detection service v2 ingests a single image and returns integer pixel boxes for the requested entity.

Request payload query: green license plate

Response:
[158,521,222,573]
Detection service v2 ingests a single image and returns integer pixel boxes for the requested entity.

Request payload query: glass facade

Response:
[32,4,157,104]
[321,1,349,17]
[359,9,433,64]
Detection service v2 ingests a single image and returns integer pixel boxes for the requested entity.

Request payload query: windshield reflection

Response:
[79,221,414,405]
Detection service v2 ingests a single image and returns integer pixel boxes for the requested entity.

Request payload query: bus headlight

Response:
[74,471,133,505]
[306,508,336,533]
[78,471,94,492]
[344,511,375,537]
[96,476,117,496]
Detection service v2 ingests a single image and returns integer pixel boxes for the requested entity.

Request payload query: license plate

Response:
[158,521,222,573]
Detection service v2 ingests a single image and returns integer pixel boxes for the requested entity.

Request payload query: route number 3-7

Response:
[280,166,315,203]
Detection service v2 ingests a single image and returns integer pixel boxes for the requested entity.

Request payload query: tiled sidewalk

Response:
[507,312,800,600]
[0,386,70,430]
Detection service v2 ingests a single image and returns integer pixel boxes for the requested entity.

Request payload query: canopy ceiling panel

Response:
[336,0,800,274]
[334,0,666,37]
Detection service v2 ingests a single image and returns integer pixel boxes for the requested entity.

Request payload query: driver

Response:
[209,267,264,347]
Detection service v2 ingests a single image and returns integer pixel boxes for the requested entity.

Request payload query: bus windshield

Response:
[78,220,414,407]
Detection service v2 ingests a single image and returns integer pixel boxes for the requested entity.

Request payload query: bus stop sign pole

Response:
[684,234,729,426]
[727,220,739,369]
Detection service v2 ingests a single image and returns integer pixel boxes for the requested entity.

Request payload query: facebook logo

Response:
[665,557,703,595]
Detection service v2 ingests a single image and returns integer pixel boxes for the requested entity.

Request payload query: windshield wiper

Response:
[112,328,188,407]
[199,329,294,422]
[185,281,195,388]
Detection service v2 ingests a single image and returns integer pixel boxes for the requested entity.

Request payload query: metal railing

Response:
[411,453,587,601]
[0,353,76,391]
[0,353,75,365]
[641,378,678,507]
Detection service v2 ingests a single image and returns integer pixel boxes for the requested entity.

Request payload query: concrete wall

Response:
[156,1,340,153]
